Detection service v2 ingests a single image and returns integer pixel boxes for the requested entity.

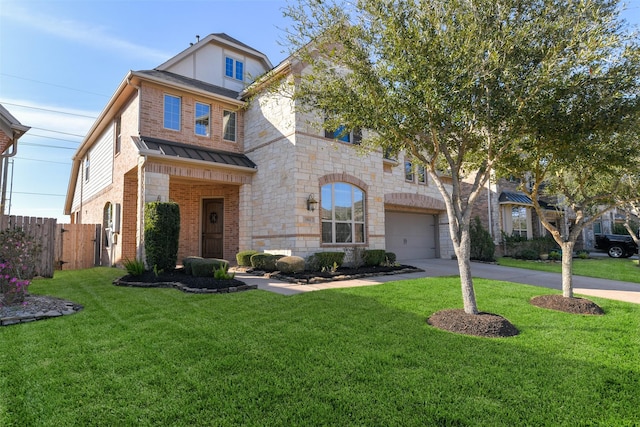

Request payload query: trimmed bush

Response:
[123,258,145,276]
[515,249,539,260]
[385,252,397,265]
[363,249,386,267]
[144,202,180,271]
[182,256,203,275]
[250,253,284,271]
[308,252,345,271]
[275,256,305,274]
[470,217,496,262]
[236,250,258,267]
[190,258,229,277]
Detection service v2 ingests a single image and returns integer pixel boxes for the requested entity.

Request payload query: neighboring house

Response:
[64,33,456,266]
[0,104,30,216]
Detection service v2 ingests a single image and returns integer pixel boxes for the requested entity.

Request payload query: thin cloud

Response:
[1,4,171,62]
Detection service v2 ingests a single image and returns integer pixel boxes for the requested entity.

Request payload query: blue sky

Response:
[1,0,639,222]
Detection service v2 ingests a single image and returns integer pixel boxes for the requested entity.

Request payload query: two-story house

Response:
[63,33,458,266]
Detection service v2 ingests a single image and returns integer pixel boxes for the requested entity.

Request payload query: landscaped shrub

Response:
[307,252,345,271]
[144,202,180,271]
[123,258,145,276]
[250,253,284,271]
[236,250,258,266]
[502,233,556,258]
[190,258,229,277]
[470,217,496,262]
[385,252,397,265]
[549,250,562,261]
[213,263,235,280]
[0,227,41,306]
[576,249,590,259]
[363,249,386,267]
[275,256,305,274]
[515,249,539,260]
[182,256,203,275]
[344,246,366,268]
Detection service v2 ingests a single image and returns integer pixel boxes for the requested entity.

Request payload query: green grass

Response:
[498,256,640,284]
[2,268,639,426]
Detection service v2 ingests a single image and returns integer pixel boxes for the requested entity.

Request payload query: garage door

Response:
[385,212,436,261]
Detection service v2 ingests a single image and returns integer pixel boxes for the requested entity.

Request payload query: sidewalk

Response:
[234,258,640,304]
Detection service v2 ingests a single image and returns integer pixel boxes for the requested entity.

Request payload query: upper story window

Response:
[321,182,366,244]
[404,160,414,182]
[325,125,362,144]
[84,155,90,182]
[114,116,121,155]
[163,94,181,131]
[223,110,236,142]
[195,102,210,137]
[417,164,427,184]
[225,57,244,81]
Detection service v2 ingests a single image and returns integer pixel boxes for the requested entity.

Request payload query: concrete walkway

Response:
[234,258,640,304]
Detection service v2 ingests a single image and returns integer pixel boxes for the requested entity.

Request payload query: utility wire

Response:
[0,101,98,119]
[24,133,81,145]
[20,142,76,150]
[29,126,86,138]
[12,191,66,197]
[14,156,70,165]
[0,73,110,98]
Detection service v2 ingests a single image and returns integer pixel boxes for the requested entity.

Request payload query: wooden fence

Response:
[55,223,101,270]
[0,215,101,276]
[0,215,57,277]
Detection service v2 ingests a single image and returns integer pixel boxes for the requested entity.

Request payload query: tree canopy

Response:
[283,0,640,313]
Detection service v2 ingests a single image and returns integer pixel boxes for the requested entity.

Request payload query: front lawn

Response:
[1,268,639,425]
[498,256,640,284]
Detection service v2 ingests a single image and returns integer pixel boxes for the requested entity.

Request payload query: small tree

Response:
[144,202,180,271]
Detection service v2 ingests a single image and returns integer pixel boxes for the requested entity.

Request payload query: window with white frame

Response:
[417,164,427,184]
[404,160,414,182]
[163,94,181,130]
[195,102,210,136]
[84,155,90,182]
[321,182,365,244]
[223,110,236,141]
[225,57,244,81]
[511,206,528,237]
[324,125,362,144]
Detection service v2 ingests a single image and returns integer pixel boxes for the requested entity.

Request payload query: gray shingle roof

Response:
[136,70,240,99]
[135,136,256,169]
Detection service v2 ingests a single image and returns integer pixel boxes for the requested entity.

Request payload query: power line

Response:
[24,133,81,145]
[0,101,98,119]
[20,142,77,150]
[12,191,66,197]
[0,73,110,98]
[29,126,86,138]
[14,156,70,165]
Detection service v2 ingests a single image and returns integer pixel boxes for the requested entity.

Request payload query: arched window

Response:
[321,183,365,244]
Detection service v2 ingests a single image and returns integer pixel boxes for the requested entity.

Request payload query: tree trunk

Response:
[560,241,575,298]
[453,225,479,314]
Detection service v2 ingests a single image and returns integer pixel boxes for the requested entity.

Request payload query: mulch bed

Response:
[114,269,255,294]
[530,294,604,315]
[428,310,520,338]
[265,264,423,284]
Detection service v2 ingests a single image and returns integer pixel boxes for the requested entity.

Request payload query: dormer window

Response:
[225,57,244,81]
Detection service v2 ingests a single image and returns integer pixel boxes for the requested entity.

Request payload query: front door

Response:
[202,198,224,258]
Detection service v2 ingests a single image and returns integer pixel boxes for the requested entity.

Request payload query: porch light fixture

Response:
[307,193,318,211]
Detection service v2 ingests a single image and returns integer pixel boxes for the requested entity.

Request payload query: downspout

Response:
[1,140,18,216]
[137,154,147,262]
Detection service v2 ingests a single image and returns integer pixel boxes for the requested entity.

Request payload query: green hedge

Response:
[144,202,180,271]
[385,252,396,265]
[275,256,305,274]
[250,253,284,271]
[236,250,258,267]
[308,251,345,271]
[190,258,229,277]
[363,249,386,267]
[182,256,203,275]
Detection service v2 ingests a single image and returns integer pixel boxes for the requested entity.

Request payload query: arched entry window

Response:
[321,182,365,243]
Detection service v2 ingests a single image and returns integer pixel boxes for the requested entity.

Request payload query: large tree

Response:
[284,0,639,314]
